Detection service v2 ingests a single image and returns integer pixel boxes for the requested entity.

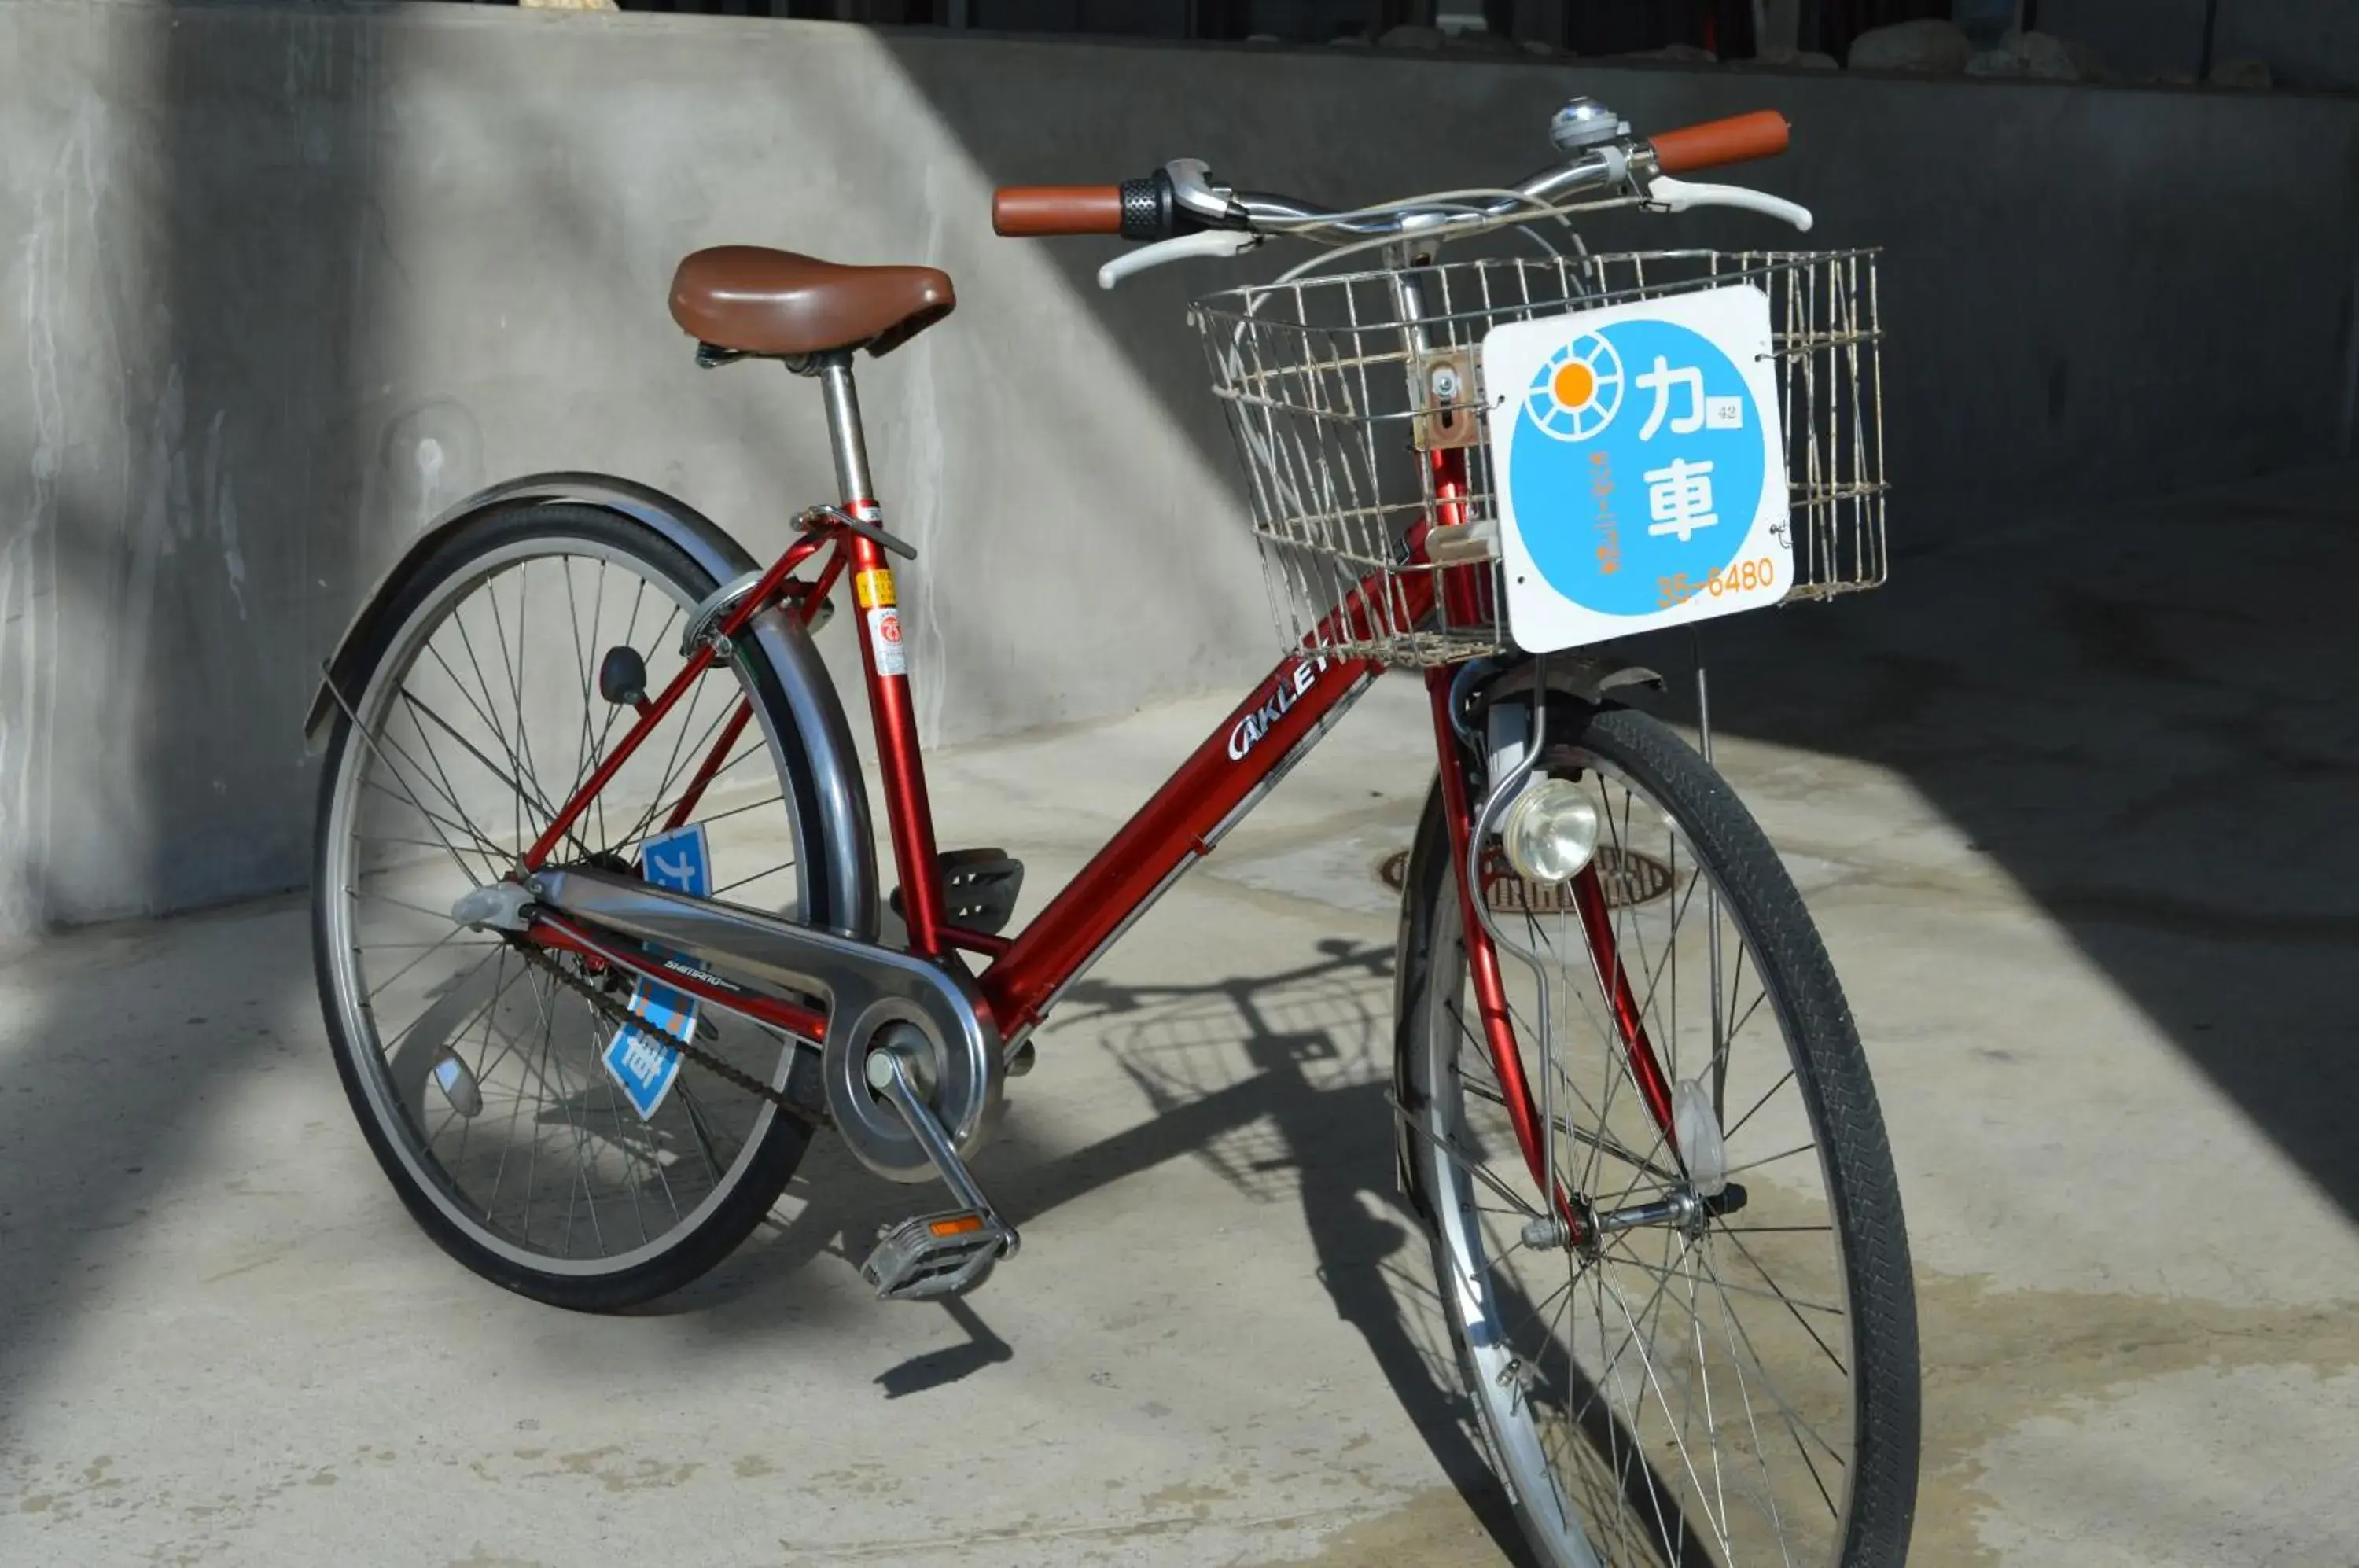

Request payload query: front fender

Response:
[1469,647,1665,716]
[306,472,878,940]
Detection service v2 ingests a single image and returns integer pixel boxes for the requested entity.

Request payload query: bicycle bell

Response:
[1549,97,1626,153]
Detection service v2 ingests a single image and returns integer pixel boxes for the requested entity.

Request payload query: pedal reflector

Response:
[862,1209,1014,1301]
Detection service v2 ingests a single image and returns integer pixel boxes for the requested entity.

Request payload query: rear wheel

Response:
[312,505,833,1311]
[1397,702,1918,1566]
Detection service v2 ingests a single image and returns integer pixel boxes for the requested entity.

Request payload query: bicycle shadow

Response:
[1047,938,1522,1547]
[674,933,1724,1564]
[1051,938,1716,1566]
[665,938,1506,1530]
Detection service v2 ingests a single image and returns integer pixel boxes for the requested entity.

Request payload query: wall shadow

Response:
[875,31,2359,514]
[1621,466,2359,1219]
[0,0,375,1440]
[868,28,2359,1226]
[0,899,293,1426]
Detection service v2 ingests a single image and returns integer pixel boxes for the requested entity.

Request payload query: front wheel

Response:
[1395,703,1918,1566]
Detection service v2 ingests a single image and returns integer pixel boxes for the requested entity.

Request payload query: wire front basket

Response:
[1190,250,1886,667]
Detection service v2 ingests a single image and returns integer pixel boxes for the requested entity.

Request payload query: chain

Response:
[513,941,815,1115]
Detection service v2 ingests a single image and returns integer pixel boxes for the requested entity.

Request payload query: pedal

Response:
[860,1209,1015,1301]
[861,1037,1020,1301]
[889,848,1024,936]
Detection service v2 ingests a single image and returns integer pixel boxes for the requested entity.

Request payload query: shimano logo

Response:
[661,958,724,988]
[1227,658,1327,761]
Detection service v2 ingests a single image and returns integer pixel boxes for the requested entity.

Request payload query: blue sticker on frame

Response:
[600,823,712,1121]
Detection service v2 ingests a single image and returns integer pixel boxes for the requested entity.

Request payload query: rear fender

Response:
[306,472,878,940]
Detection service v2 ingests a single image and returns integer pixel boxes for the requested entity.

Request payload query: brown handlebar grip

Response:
[992,186,1125,237]
[1648,111,1792,175]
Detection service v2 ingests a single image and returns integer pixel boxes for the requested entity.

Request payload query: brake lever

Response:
[1641,176,1815,232]
[1098,230,1263,291]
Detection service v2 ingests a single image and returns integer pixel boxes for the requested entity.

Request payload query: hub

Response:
[1522,1182,1749,1252]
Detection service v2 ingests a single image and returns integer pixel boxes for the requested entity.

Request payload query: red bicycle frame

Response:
[517,455,1678,1202]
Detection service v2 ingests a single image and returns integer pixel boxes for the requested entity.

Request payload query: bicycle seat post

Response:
[804,351,949,955]
[814,352,876,513]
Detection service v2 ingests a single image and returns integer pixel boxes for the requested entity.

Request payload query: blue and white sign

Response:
[1482,285,1790,653]
[600,822,712,1122]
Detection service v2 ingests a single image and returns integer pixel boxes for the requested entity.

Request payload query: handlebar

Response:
[1648,110,1790,175]
[992,185,1124,237]
[993,171,1198,239]
[992,106,1805,286]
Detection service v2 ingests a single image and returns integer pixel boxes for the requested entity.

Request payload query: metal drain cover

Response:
[1376,845,1675,912]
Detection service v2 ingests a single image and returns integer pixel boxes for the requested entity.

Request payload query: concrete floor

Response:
[5,468,2357,1566]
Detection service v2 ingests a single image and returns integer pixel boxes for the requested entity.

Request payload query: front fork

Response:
[1424,666,1682,1246]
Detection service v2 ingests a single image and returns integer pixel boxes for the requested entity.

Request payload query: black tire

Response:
[312,504,841,1312]
[1394,701,1918,1566]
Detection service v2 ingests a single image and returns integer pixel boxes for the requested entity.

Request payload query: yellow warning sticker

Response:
[854,569,896,610]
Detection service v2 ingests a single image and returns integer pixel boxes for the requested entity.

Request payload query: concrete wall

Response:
[2037,0,2359,88]
[2035,0,2212,79]
[2214,0,2359,91]
[3,0,2357,934]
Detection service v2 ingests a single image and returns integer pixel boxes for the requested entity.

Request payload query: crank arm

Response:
[868,1045,1016,1253]
[528,867,1000,1180]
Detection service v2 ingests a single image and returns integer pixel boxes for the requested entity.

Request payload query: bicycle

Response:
[307,98,1917,1568]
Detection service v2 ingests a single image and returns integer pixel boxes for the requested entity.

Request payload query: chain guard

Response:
[518,874,1006,1185]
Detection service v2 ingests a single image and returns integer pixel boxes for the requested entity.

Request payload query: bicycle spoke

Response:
[1713,1221,1852,1376]
[675,1079,729,1190]
[1720,1139,1819,1181]
[709,861,798,899]
[399,688,573,839]
[1686,1238,1735,1556]
[359,775,503,873]
[1715,936,1753,1096]
[1463,1076,1678,1185]
[1387,1091,1544,1218]
[488,562,549,837]
[1599,1246,1844,1320]
[443,594,527,808]
[604,679,738,859]
[421,639,547,833]
[350,882,476,930]
[363,922,502,1004]
[1611,1269,1855,1518]
[1724,1066,1795,1143]
[686,790,786,830]
[357,831,484,859]
[1599,1261,1728,1553]
[351,724,506,881]
[358,936,506,950]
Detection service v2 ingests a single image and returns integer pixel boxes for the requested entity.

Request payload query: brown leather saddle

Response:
[668,247,955,360]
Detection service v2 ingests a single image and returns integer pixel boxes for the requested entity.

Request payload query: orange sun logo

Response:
[1526,332,1625,440]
